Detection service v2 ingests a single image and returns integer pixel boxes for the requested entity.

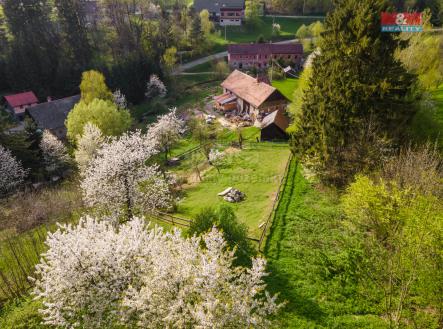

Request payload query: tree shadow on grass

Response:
[266,261,326,325]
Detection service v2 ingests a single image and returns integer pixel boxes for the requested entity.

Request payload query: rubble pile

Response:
[217,187,245,203]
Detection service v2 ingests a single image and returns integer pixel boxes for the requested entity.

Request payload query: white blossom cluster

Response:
[75,123,105,173]
[145,74,167,99]
[33,216,282,328]
[208,148,224,164]
[272,23,281,32]
[0,145,27,196]
[112,89,127,109]
[40,130,71,175]
[147,108,183,156]
[81,130,172,217]
[209,148,225,172]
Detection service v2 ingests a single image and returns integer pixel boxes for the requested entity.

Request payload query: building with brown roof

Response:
[215,70,289,120]
[228,43,303,69]
[260,109,290,141]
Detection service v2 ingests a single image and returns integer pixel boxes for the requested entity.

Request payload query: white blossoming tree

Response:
[147,108,183,161]
[145,74,167,99]
[208,148,225,173]
[81,130,172,219]
[40,130,71,176]
[33,216,282,328]
[0,145,28,196]
[74,123,105,174]
[113,89,128,109]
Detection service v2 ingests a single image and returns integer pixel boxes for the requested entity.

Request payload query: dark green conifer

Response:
[292,0,418,185]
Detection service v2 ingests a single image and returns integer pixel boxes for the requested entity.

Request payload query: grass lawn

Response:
[212,17,321,45]
[410,84,443,150]
[184,60,217,73]
[265,159,387,328]
[175,143,290,239]
[130,80,222,128]
[272,78,299,101]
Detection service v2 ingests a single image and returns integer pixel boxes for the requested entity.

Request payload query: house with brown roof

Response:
[215,70,289,120]
[228,43,304,69]
[4,91,39,120]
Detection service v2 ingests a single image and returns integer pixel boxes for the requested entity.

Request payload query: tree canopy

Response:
[290,0,418,185]
[66,99,132,142]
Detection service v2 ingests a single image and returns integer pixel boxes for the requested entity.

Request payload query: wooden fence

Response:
[171,140,293,248]
[258,152,294,252]
[149,211,193,228]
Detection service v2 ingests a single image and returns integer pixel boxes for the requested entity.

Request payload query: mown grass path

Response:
[264,159,388,328]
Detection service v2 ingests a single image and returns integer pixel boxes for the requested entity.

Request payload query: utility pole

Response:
[270,59,274,82]
[225,24,227,40]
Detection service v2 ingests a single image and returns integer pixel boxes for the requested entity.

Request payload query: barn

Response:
[260,109,290,141]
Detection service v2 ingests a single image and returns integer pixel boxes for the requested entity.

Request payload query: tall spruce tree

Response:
[292,0,417,185]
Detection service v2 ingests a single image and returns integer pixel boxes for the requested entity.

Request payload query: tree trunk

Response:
[124,176,132,221]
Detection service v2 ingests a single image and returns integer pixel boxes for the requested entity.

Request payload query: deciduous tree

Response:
[162,46,178,73]
[245,0,262,26]
[147,108,183,161]
[33,216,282,328]
[208,148,225,173]
[397,10,443,90]
[79,70,113,105]
[40,130,71,176]
[66,98,132,143]
[145,74,167,99]
[74,123,105,173]
[81,131,171,219]
[342,175,443,326]
[112,89,128,109]
[0,145,27,196]
[199,9,213,36]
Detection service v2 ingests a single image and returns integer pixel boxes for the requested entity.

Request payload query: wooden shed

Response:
[260,109,290,141]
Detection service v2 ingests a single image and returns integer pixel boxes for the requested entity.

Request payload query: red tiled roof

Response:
[228,43,303,55]
[4,91,38,108]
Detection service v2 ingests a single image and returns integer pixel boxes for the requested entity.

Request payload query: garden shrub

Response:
[189,205,256,266]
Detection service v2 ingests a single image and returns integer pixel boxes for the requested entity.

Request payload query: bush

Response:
[0,297,44,329]
[188,205,256,266]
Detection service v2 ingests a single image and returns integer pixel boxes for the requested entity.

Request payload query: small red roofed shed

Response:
[4,91,39,119]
